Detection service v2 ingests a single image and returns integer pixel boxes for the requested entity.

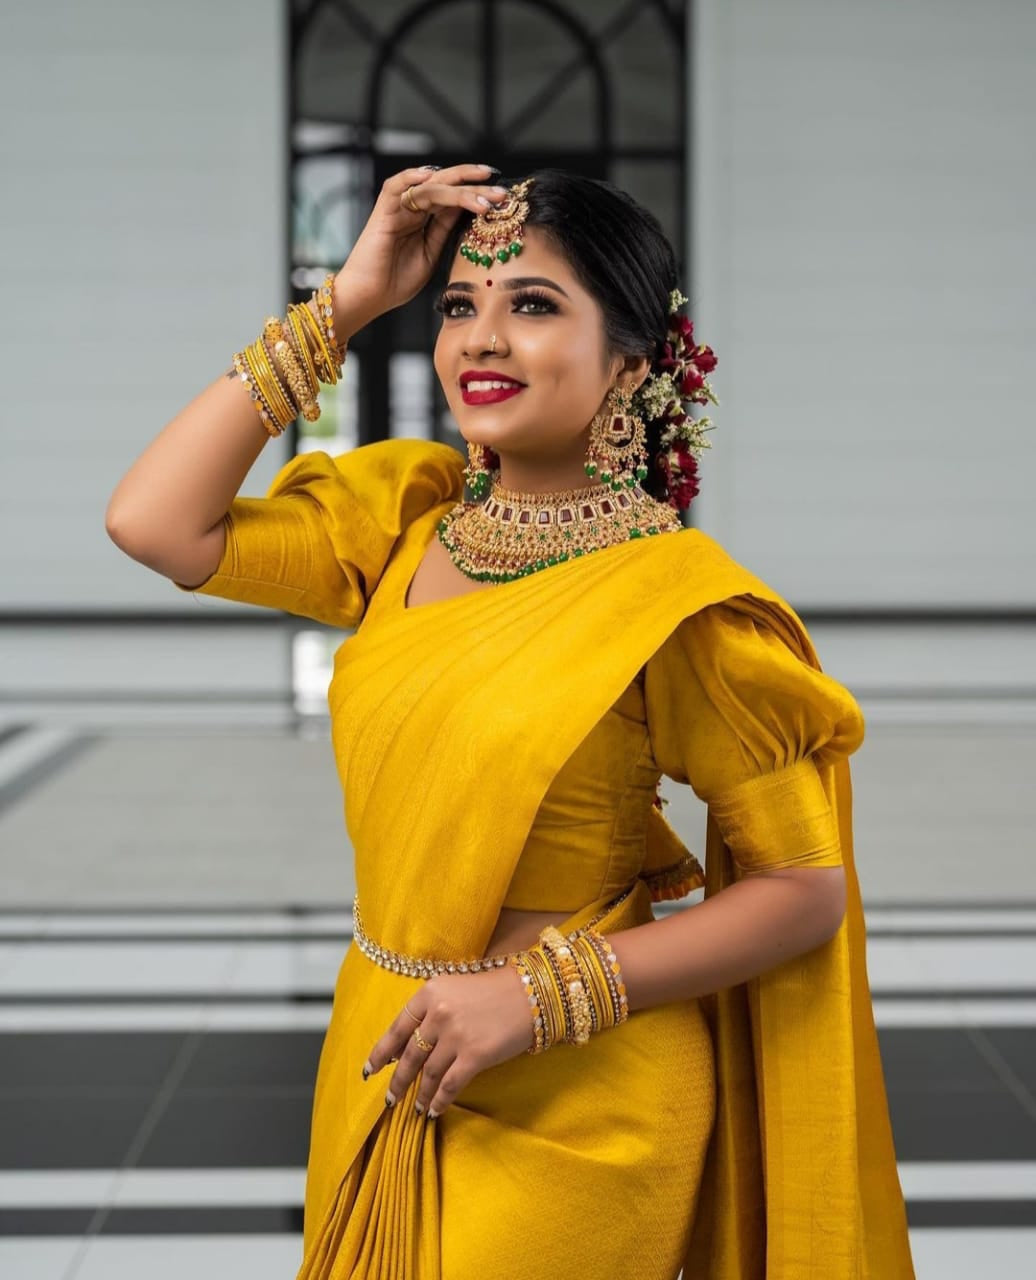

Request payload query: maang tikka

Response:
[585,383,650,491]
[460,177,534,267]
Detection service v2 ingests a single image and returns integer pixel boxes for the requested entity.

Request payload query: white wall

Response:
[0,0,289,614]
[690,0,1035,612]
[0,0,290,701]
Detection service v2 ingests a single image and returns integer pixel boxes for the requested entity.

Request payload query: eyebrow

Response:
[443,276,571,299]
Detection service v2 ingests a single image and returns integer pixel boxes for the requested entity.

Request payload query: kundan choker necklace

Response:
[437,479,683,584]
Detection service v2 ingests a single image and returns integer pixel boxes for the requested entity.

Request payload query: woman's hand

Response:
[363,964,534,1118]
[330,162,509,341]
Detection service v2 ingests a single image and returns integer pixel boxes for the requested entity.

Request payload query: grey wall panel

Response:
[0,0,288,613]
[691,0,1034,609]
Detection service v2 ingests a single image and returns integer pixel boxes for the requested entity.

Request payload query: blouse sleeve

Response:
[644,600,865,876]
[173,438,464,629]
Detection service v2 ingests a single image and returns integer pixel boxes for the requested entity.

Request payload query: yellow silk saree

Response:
[180,438,915,1278]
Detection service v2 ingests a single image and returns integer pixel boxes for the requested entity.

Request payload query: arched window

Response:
[289,0,686,457]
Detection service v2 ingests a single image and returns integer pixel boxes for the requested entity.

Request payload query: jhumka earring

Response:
[585,384,650,491]
[461,178,535,267]
[464,441,498,499]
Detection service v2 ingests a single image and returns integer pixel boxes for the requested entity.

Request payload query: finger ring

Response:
[402,1004,422,1024]
[412,1029,436,1052]
[401,185,421,214]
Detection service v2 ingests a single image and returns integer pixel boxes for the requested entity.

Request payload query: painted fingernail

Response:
[420,164,441,170]
[361,1060,373,1080]
[414,1101,425,1116]
[385,1090,397,1108]
[428,1109,441,1121]
[480,164,500,172]
[476,196,492,207]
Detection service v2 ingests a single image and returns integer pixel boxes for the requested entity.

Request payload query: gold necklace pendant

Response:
[437,479,683,584]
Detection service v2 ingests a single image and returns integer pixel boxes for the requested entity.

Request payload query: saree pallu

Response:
[179,440,915,1278]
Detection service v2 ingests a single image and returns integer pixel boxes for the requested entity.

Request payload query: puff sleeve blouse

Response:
[174,438,463,628]
[644,603,865,878]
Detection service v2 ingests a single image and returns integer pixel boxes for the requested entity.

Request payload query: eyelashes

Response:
[433,288,559,318]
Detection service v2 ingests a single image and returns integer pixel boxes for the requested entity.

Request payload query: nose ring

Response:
[489,334,497,354]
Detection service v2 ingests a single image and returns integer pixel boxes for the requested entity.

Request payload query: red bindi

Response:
[485,278,493,286]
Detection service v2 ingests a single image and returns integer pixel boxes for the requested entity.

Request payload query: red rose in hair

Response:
[695,345,717,375]
[679,367,705,396]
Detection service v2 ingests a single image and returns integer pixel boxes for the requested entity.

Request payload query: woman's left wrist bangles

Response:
[511,925,629,1055]
[231,273,346,439]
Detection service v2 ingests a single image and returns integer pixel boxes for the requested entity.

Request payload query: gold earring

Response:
[585,384,649,491]
[464,441,497,499]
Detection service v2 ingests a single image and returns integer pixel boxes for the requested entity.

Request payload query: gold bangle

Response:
[525,946,567,1048]
[286,303,321,401]
[298,298,342,385]
[540,927,592,1046]
[248,336,296,428]
[233,349,281,438]
[509,952,547,1054]
[316,272,345,362]
[241,343,291,434]
[264,316,320,423]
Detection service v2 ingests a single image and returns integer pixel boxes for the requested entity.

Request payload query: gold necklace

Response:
[437,478,683,584]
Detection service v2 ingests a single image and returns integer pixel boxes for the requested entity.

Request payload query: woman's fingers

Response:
[399,180,509,219]
[423,1058,470,1119]
[382,161,498,198]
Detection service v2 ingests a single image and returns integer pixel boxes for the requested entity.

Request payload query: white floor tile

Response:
[909,1229,1036,1278]
[0,942,241,995]
[71,1235,303,1280]
[899,1163,1036,1198]
[224,940,345,994]
[0,1238,84,1280]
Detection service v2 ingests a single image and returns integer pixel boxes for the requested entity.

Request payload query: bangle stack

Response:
[510,923,630,1055]
[231,272,346,437]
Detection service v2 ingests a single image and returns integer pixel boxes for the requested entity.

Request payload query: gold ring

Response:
[402,1004,422,1024]
[412,1028,436,1053]
[489,334,497,354]
[401,185,421,215]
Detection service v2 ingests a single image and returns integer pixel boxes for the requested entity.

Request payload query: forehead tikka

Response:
[461,177,534,269]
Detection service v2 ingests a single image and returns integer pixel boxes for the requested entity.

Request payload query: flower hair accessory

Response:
[631,288,718,512]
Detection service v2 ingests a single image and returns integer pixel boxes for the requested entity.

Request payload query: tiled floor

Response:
[0,713,1034,1278]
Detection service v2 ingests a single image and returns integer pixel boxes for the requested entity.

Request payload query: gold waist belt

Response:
[351,885,636,979]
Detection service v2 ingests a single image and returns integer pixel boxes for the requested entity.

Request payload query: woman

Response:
[106,164,915,1278]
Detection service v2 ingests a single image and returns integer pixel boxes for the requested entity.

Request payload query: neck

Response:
[494,454,604,497]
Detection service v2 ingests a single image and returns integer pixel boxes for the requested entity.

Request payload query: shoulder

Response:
[267,437,465,521]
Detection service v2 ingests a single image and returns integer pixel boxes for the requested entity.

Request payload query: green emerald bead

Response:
[648,526,659,535]
[584,462,597,476]
[481,254,493,267]
[625,476,637,488]
[635,465,648,479]
[510,242,522,256]
[601,471,612,483]
[630,528,642,538]
[496,248,510,263]
[574,548,585,557]
[559,552,569,561]
[612,481,623,492]
[547,556,557,567]
[536,559,547,570]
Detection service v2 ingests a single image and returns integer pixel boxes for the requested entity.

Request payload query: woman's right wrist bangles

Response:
[510,924,629,1055]
[231,272,346,438]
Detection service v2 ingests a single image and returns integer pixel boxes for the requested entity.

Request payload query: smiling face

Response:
[433,227,649,493]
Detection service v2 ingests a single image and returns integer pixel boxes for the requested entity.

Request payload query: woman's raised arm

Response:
[105,162,506,588]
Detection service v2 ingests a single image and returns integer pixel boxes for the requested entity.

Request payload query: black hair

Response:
[437,168,680,502]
